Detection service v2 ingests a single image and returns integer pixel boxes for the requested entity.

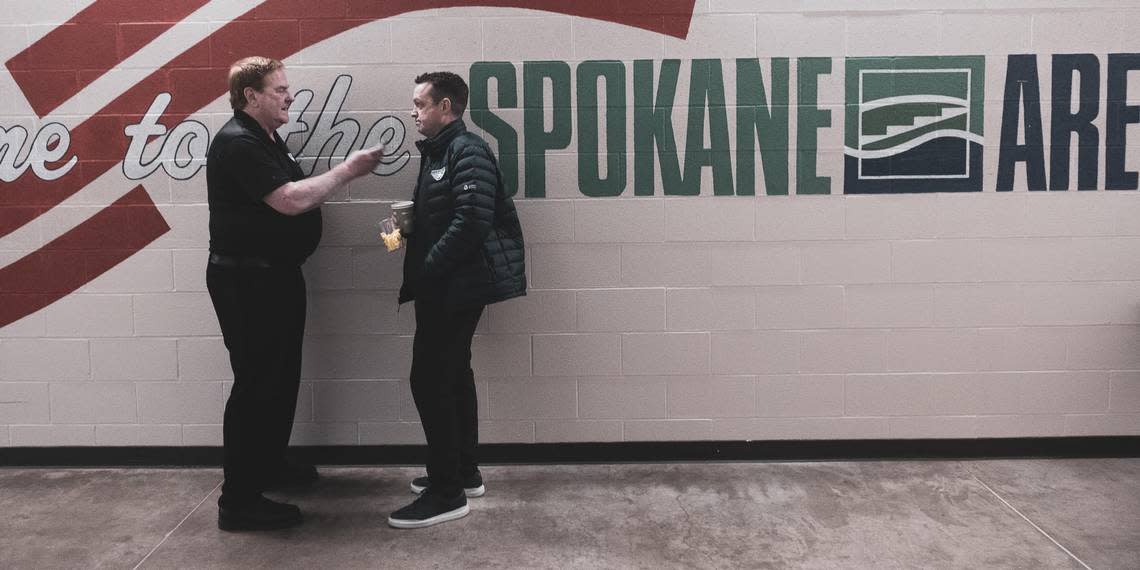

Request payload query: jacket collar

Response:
[415,119,466,155]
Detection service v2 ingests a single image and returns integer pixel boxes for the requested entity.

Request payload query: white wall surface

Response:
[0,1,1138,446]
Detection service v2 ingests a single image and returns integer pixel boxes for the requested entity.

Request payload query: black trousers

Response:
[207,262,306,502]
[410,299,484,498]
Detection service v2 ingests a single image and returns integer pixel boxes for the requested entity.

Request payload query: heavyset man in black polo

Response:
[387,71,527,529]
[206,56,384,531]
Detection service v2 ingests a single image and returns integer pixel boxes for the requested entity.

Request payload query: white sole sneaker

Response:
[410,481,486,498]
[387,503,470,529]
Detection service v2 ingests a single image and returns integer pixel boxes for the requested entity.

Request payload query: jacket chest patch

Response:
[430,167,446,181]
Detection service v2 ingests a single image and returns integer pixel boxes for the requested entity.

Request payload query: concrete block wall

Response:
[1,1,1139,446]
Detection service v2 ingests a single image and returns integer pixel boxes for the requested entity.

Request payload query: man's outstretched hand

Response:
[343,144,386,178]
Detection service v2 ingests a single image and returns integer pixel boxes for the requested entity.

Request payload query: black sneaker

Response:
[387,491,469,529]
[218,495,303,531]
[410,471,485,497]
[264,462,319,491]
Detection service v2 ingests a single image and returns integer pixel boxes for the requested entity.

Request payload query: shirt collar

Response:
[234,109,279,145]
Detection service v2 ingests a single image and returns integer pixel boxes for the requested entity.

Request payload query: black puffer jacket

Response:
[398,119,526,310]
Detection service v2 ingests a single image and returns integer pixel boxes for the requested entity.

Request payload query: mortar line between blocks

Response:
[132,478,222,570]
[971,474,1092,570]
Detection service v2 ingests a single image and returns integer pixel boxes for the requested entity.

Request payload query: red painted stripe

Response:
[6,0,694,119]
[0,0,695,328]
[5,0,211,118]
[0,0,696,237]
[342,0,697,37]
[0,186,169,326]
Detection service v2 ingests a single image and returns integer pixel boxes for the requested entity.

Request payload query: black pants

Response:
[207,262,306,502]
[410,299,484,498]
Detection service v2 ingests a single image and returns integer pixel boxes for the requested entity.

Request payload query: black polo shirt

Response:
[206,110,321,265]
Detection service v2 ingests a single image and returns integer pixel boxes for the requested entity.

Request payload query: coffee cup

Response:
[391,201,414,234]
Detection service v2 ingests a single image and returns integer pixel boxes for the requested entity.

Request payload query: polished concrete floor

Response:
[0,460,1137,569]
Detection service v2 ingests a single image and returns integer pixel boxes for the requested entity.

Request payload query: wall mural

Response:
[0,0,697,329]
[1,0,1139,329]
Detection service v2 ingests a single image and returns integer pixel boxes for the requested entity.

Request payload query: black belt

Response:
[208,252,287,269]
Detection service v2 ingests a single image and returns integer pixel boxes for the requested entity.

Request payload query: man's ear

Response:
[244,86,257,107]
[440,97,452,116]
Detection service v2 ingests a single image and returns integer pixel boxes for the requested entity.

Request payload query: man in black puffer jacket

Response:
[388,71,526,530]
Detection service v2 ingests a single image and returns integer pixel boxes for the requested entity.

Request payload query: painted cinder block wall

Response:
[1,0,1139,447]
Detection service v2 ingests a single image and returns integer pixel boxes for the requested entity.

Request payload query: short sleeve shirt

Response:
[206,110,321,264]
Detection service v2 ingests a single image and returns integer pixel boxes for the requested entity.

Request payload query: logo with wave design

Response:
[844,56,985,194]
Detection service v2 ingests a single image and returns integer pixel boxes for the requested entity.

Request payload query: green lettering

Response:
[577,61,627,197]
[797,57,832,195]
[736,58,789,195]
[470,62,519,197]
[523,61,572,198]
[634,59,683,196]
[683,59,733,196]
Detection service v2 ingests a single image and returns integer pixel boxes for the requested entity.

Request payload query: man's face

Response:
[412,82,448,138]
[246,68,293,132]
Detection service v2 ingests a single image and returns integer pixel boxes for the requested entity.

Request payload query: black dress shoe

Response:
[264,462,320,490]
[218,495,303,531]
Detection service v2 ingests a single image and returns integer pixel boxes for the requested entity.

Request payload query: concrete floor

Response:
[0,460,1137,569]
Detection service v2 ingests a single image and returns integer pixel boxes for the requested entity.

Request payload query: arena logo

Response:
[470,54,1140,197]
[841,53,1140,194]
[5,54,1139,197]
[844,56,985,194]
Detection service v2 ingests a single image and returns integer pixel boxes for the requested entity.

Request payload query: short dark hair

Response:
[414,71,468,118]
[228,56,284,111]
